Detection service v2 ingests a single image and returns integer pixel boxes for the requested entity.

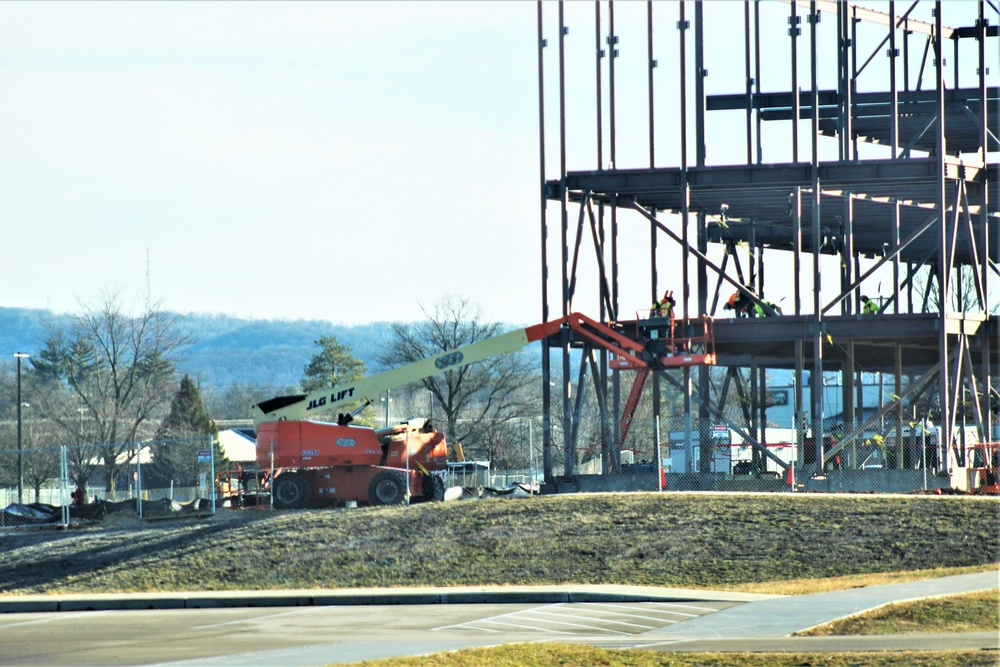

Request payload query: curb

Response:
[0,587,772,614]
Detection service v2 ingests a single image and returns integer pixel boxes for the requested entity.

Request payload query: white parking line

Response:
[489,615,632,635]
[438,622,503,633]
[525,609,656,630]
[432,601,717,635]
[431,605,563,632]
[650,602,723,612]
[0,611,114,630]
[193,607,328,630]
[556,605,680,624]
[475,620,568,634]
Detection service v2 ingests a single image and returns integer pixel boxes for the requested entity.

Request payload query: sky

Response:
[0,1,991,326]
[1,1,541,325]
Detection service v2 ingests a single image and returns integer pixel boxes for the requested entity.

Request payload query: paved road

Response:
[0,572,995,666]
[0,601,733,667]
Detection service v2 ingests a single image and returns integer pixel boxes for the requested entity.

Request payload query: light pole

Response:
[14,353,29,504]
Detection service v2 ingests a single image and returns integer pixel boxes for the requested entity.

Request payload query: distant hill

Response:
[0,307,395,389]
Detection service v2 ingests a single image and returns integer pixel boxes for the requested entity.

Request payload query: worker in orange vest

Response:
[724,289,755,318]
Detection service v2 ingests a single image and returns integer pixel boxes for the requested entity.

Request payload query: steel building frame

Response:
[536,0,997,486]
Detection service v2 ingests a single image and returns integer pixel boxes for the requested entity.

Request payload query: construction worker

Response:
[651,291,675,319]
[649,291,676,340]
[861,295,880,314]
[754,299,783,317]
[724,289,755,318]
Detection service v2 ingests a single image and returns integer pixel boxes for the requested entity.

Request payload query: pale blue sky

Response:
[0,1,990,325]
[1,1,540,324]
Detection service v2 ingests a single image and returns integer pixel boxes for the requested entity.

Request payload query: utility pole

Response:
[14,352,30,504]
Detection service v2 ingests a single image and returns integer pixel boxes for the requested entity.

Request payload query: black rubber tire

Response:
[368,470,408,506]
[272,472,310,509]
[422,474,446,502]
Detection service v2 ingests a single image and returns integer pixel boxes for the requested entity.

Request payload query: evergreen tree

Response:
[301,336,365,392]
[299,336,367,423]
[150,374,225,487]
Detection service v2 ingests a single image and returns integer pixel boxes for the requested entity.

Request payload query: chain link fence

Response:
[3,419,996,528]
[0,437,216,529]
[485,414,1000,496]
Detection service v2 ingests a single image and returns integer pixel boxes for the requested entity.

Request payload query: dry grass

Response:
[336,644,999,667]
[0,493,996,595]
[798,589,1000,636]
[728,564,1000,595]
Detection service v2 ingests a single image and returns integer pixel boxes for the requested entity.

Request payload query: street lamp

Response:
[13,352,29,504]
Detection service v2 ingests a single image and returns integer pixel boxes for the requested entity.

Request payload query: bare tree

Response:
[912,264,999,315]
[33,291,188,493]
[377,296,538,461]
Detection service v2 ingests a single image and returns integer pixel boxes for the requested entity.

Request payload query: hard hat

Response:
[861,295,869,301]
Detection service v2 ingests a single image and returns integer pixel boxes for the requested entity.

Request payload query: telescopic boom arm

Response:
[252,313,645,430]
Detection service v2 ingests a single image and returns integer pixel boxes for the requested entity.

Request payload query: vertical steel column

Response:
[695,1,706,168]
[759,359,768,469]
[907,262,914,313]
[978,0,993,437]
[842,193,854,314]
[889,1,899,157]
[558,0,574,478]
[679,2,691,316]
[790,0,800,162]
[647,4,660,479]
[903,18,910,92]
[794,187,802,314]
[695,0,711,473]
[750,356,760,472]
[843,343,855,467]
[893,200,901,312]
[895,345,904,468]
[609,1,622,474]
[651,202,662,471]
[594,0,612,473]
[810,0,825,471]
[595,1,604,192]
[934,1,951,456]
[744,1,753,165]
[677,1,695,473]
[795,340,805,467]
[754,0,763,164]
[851,6,859,160]
[647,1,655,168]
[838,0,851,161]
[536,0,553,485]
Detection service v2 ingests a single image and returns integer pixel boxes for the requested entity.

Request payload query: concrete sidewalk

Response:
[646,570,1000,638]
[0,571,995,633]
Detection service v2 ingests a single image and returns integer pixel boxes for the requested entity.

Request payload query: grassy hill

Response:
[0,493,996,595]
[0,307,396,389]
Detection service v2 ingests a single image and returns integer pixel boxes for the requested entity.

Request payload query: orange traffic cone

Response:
[786,464,795,487]
[660,467,667,489]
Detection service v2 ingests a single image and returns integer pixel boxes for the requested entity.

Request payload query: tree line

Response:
[0,293,553,500]
[1,290,716,503]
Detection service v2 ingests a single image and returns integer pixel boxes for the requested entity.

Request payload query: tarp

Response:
[0,497,212,526]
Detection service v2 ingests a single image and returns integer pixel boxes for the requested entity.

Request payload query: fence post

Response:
[209,435,216,515]
[60,446,70,526]
[656,416,663,492]
[137,445,143,520]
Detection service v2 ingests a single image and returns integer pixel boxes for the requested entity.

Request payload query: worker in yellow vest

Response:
[861,295,880,314]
